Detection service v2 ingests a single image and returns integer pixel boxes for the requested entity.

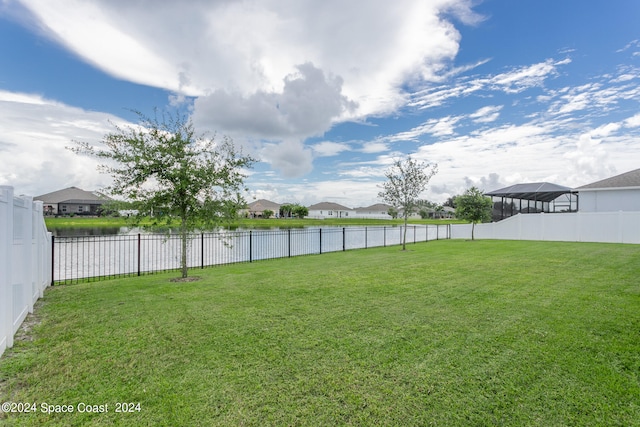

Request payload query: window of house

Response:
[78,206,84,212]
[62,205,67,212]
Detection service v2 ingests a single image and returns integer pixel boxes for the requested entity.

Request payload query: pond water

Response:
[52,225,450,283]
[49,227,127,237]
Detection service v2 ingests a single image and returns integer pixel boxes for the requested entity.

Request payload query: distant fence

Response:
[1,186,52,358]
[450,211,640,244]
[52,225,451,284]
[49,210,640,285]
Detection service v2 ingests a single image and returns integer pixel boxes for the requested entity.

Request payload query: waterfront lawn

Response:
[1,240,639,426]
[45,215,465,231]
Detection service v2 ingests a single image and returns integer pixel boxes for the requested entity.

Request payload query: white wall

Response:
[452,211,640,244]
[0,186,51,358]
[579,188,640,213]
[307,209,356,219]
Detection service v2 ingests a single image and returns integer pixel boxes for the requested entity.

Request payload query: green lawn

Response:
[1,240,639,426]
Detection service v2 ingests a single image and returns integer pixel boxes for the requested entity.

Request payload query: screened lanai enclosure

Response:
[485,182,578,221]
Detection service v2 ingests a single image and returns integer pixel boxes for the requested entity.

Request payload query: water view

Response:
[52,225,449,283]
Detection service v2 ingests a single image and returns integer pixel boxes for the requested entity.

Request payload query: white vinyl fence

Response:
[1,186,52,358]
[451,211,640,244]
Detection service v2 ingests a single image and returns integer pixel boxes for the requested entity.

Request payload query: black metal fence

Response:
[52,225,451,284]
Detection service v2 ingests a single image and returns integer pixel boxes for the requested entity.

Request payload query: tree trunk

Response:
[402,215,408,250]
[471,222,475,241]
[181,216,188,278]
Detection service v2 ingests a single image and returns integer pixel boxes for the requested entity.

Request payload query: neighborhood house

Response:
[35,186,111,216]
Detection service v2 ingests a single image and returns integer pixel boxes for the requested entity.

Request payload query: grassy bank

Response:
[45,216,465,231]
[1,240,639,426]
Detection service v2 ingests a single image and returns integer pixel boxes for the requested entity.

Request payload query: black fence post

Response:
[365,227,368,249]
[384,226,386,247]
[201,233,204,269]
[249,231,253,262]
[288,229,291,258]
[51,235,55,286]
[137,234,141,276]
[342,227,346,251]
[319,228,323,254]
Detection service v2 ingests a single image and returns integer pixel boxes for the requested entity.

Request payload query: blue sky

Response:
[1,0,639,207]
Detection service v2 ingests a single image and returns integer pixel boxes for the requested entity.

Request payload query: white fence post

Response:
[22,195,34,314]
[0,186,14,354]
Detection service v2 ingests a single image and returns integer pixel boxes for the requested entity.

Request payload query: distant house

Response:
[354,203,394,219]
[431,206,456,219]
[307,202,355,219]
[245,199,281,218]
[35,186,111,216]
[577,168,640,213]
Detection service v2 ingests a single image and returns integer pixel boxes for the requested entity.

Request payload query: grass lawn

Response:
[1,240,639,426]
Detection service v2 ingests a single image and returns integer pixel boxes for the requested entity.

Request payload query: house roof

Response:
[34,187,110,204]
[247,199,280,211]
[308,202,353,211]
[577,168,640,190]
[485,182,574,203]
[354,203,393,212]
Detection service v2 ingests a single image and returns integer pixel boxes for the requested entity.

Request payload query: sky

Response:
[1,0,639,208]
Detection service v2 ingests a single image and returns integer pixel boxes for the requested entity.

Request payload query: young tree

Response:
[292,204,309,219]
[71,110,254,279]
[455,186,493,240]
[280,203,308,219]
[378,156,438,250]
[280,203,295,218]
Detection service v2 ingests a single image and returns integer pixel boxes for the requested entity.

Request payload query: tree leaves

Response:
[378,156,438,249]
[70,109,255,277]
[454,187,492,240]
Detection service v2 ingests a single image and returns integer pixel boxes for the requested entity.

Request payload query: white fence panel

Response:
[621,212,640,244]
[454,212,640,244]
[0,186,51,358]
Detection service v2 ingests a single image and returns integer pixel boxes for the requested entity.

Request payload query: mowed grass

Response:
[1,240,639,426]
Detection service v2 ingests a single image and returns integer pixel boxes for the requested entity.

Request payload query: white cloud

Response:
[359,141,390,154]
[389,115,462,142]
[260,139,313,178]
[18,0,479,120]
[312,141,351,157]
[589,122,621,138]
[193,63,356,139]
[488,58,567,93]
[0,91,123,195]
[409,58,569,109]
[624,113,640,128]
[470,105,502,123]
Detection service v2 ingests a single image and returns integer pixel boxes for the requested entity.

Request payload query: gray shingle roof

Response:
[485,182,573,203]
[308,202,353,211]
[577,168,640,190]
[247,199,280,211]
[354,203,393,212]
[34,187,110,204]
